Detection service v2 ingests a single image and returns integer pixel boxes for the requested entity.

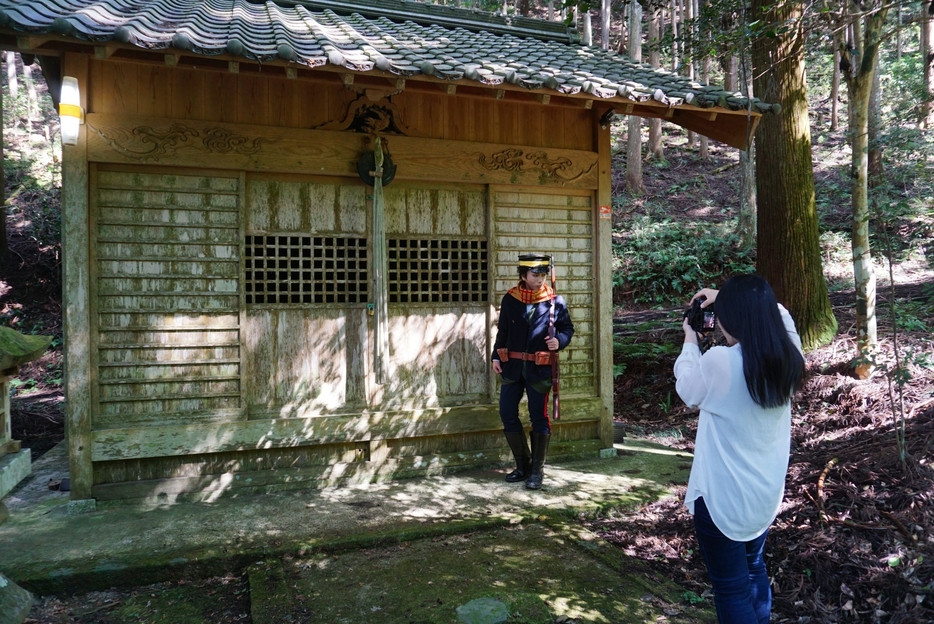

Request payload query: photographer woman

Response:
[674,274,805,624]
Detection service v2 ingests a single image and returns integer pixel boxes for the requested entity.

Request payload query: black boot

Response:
[503,431,532,482]
[526,432,551,490]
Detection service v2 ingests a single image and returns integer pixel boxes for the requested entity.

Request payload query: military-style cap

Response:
[518,253,552,275]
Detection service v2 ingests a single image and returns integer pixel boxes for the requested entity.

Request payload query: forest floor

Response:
[4,117,934,622]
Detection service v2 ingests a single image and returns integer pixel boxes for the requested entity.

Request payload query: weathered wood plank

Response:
[90,438,602,501]
[90,398,604,461]
[594,109,614,448]
[85,114,599,189]
[64,53,93,499]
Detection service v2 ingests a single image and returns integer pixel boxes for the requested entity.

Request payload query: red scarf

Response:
[507,282,555,304]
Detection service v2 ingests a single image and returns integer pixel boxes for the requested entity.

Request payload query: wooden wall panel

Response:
[87,60,596,153]
[243,308,368,416]
[380,310,489,408]
[492,189,596,397]
[238,73,269,126]
[92,167,243,429]
[203,71,239,123]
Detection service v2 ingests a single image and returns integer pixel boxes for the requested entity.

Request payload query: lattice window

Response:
[245,235,368,304]
[388,239,489,304]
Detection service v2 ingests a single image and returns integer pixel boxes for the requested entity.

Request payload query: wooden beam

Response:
[439,83,456,95]
[17,36,49,50]
[90,398,605,461]
[387,77,405,90]
[286,67,298,80]
[94,45,119,60]
[228,61,239,74]
[535,94,551,105]
[341,73,354,86]
[165,54,180,67]
[493,88,506,100]
[615,103,634,114]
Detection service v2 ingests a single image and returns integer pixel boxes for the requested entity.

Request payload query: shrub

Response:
[613,217,754,305]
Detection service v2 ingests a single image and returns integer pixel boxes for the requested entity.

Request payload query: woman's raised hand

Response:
[690,288,719,308]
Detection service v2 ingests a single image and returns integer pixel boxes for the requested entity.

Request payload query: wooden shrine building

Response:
[0,0,774,503]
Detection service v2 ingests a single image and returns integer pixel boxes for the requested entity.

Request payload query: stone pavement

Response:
[1,439,714,623]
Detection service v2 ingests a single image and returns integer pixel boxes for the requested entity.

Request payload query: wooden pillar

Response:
[593,108,614,449]
[61,52,93,500]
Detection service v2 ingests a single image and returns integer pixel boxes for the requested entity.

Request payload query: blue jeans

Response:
[693,497,771,624]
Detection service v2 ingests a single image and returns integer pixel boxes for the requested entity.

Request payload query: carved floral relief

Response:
[91,123,273,162]
[478,148,596,184]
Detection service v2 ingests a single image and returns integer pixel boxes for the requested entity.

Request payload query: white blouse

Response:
[674,305,802,542]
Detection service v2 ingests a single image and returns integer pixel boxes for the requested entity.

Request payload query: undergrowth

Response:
[612,216,755,305]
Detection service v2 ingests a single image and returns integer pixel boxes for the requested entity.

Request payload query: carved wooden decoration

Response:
[313,94,413,135]
[478,148,598,185]
[90,122,272,163]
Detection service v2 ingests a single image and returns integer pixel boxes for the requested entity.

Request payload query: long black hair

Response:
[715,274,805,408]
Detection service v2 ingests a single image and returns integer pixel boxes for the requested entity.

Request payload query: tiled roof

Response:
[0,0,776,116]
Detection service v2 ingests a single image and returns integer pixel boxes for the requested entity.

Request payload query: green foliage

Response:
[613,335,681,361]
[681,590,705,606]
[613,216,754,305]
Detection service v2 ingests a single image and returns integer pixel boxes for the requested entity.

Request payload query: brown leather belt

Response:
[507,351,537,361]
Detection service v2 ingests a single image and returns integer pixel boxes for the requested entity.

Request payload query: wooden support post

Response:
[61,52,93,500]
[593,107,614,450]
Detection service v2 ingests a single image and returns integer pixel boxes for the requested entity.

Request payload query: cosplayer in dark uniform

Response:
[491,253,574,489]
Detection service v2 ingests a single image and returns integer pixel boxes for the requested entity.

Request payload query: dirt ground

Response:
[4,130,934,623]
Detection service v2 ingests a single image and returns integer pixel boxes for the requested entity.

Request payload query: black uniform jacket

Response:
[491,293,574,385]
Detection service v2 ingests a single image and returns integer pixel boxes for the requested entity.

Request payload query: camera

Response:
[684,298,716,333]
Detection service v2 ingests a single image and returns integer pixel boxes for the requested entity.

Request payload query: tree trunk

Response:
[647,7,665,161]
[0,77,7,264]
[831,29,842,131]
[23,61,37,126]
[867,58,883,187]
[699,55,710,159]
[5,52,17,100]
[922,4,934,128]
[843,6,888,377]
[601,0,611,50]
[737,55,756,250]
[670,0,679,72]
[685,0,695,147]
[751,0,837,351]
[583,11,593,46]
[627,1,644,194]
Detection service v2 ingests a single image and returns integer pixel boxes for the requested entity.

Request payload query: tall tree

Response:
[601,0,611,50]
[839,1,889,377]
[646,5,665,161]
[751,0,837,350]
[922,1,934,128]
[627,0,645,193]
[0,65,6,265]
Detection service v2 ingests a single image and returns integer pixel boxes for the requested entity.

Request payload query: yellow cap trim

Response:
[519,259,549,268]
[59,103,83,119]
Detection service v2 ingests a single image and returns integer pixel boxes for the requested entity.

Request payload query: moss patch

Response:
[28,575,250,623]
[247,522,715,624]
